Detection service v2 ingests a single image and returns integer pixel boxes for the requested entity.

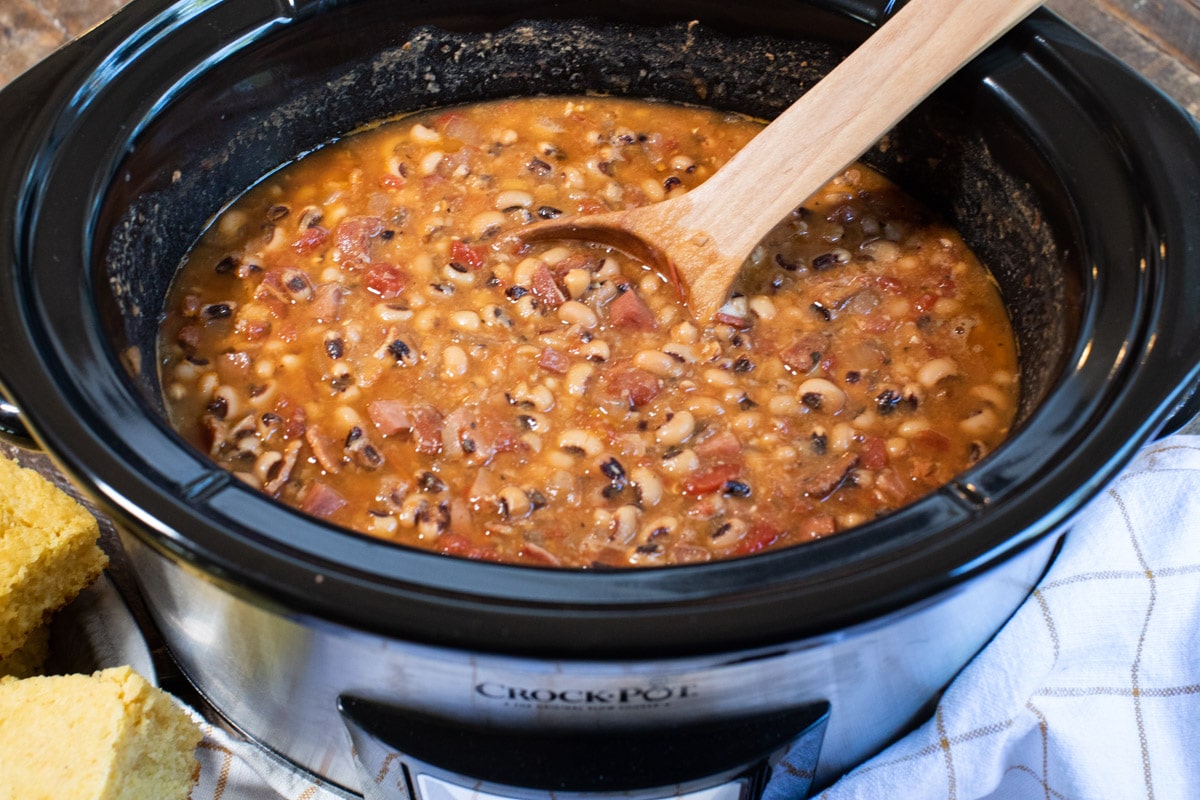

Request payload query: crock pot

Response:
[2,0,1199,797]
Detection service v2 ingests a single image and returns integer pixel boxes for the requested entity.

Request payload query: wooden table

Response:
[3,0,1198,118]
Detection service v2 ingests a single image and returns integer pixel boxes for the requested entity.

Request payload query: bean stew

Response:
[158,97,1018,567]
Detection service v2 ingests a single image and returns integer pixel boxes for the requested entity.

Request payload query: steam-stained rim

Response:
[0,0,1198,658]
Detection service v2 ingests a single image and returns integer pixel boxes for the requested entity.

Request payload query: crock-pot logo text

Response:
[475,682,696,710]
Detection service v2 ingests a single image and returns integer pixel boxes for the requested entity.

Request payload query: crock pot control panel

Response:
[339,696,830,800]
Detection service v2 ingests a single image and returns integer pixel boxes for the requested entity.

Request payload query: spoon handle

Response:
[675,0,1043,263]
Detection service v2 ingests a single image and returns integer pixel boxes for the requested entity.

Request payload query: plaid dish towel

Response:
[188,434,1200,800]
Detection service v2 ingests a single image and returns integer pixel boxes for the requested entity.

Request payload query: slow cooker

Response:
[2,0,1199,797]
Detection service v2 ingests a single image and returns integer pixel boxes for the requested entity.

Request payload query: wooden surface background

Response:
[1,0,1198,118]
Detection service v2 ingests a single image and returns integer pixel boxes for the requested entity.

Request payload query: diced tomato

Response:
[450,240,487,271]
[609,289,656,331]
[731,521,783,556]
[291,226,328,254]
[682,463,741,496]
[364,264,409,299]
[914,292,939,313]
[938,275,957,296]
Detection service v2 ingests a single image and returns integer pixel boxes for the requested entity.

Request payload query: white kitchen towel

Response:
[188,434,1200,800]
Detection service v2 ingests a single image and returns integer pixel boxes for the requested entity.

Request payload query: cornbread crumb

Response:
[0,624,48,678]
[0,666,202,799]
[0,456,108,659]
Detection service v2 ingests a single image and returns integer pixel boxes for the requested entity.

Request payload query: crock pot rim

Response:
[2,0,1199,657]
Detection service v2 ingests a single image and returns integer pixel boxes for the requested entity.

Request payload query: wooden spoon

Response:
[520,0,1043,321]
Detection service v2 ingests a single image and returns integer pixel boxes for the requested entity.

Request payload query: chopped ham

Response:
[782,332,832,374]
[311,283,345,323]
[368,401,444,455]
[609,289,656,331]
[334,216,384,261]
[538,347,570,374]
[603,367,662,410]
[530,264,566,309]
[300,481,347,518]
[799,452,860,498]
[693,430,744,466]
[304,425,342,473]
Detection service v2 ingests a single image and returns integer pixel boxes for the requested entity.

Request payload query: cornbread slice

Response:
[0,455,108,659]
[0,624,48,678]
[0,666,202,799]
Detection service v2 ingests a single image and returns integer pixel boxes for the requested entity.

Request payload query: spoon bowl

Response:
[521,0,1043,321]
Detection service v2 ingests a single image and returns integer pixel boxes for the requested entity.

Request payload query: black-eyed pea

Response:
[798,377,847,413]
[449,310,483,333]
[768,394,802,417]
[703,368,737,389]
[635,350,685,379]
[886,437,910,457]
[671,321,700,344]
[513,293,539,319]
[748,295,777,320]
[481,304,514,328]
[539,246,572,266]
[630,467,663,507]
[513,257,545,287]
[656,411,696,447]
[565,363,595,396]
[558,300,599,328]
[897,419,931,437]
[498,486,532,518]
[410,123,440,144]
[661,448,700,477]
[732,411,763,435]
[414,308,440,333]
[918,357,958,387]
[441,345,469,380]
[830,422,855,452]
[839,512,869,529]
[592,257,620,281]
[369,513,399,537]
[419,151,445,176]
[559,429,604,457]
[563,269,592,299]
[662,342,699,364]
[960,407,999,437]
[684,395,724,418]
[638,515,679,545]
[640,177,666,203]
[494,190,534,210]
[613,505,641,545]
[932,297,962,316]
[198,371,220,397]
[970,384,1009,408]
[397,494,430,527]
